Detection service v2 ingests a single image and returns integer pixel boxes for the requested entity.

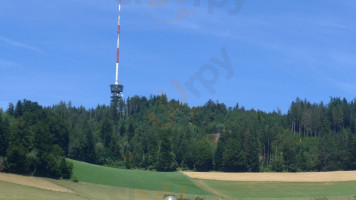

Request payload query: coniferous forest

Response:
[1,96,356,179]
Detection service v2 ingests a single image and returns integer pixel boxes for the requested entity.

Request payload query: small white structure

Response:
[164,196,177,200]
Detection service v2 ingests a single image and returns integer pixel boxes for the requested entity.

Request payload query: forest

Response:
[1,96,356,178]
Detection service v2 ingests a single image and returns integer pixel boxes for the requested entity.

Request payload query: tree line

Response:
[1,96,356,177]
[0,100,72,178]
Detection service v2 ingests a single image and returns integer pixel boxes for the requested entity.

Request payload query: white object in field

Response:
[164,196,177,200]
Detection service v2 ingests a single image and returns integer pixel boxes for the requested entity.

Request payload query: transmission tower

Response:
[110,0,124,105]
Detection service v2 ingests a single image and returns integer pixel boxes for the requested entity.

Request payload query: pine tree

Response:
[44,154,61,179]
[244,131,260,172]
[147,133,159,169]
[48,114,69,154]
[6,103,14,116]
[194,140,213,172]
[6,144,28,173]
[156,133,177,172]
[59,157,73,179]
[5,118,29,173]
[84,128,96,163]
[0,115,6,156]
[109,134,123,160]
[348,134,356,170]
[128,120,135,142]
[119,121,126,136]
[214,138,224,171]
[101,118,113,148]
[271,152,285,172]
[33,122,52,153]
[222,139,248,172]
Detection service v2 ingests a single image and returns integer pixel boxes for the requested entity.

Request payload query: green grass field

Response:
[1,160,356,200]
[201,179,356,199]
[70,159,210,195]
[0,178,213,200]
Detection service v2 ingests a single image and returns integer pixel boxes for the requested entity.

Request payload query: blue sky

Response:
[1,0,356,112]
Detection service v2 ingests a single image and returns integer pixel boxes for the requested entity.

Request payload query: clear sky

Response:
[1,0,356,112]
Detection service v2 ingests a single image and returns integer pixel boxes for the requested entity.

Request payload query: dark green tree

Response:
[222,139,248,172]
[194,140,213,172]
[44,154,61,179]
[214,138,224,171]
[47,114,69,154]
[128,120,135,142]
[109,134,123,160]
[119,121,126,136]
[351,137,356,170]
[146,133,159,169]
[84,128,96,163]
[346,133,356,170]
[5,118,29,173]
[6,103,14,116]
[0,115,8,156]
[271,152,285,172]
[95,143,108,165]
[101,118,113,148]
[5,144,28,173]
[59,157,73,179]
[14,100,23,118]
[33,122,52,153]
[156,133,177,172]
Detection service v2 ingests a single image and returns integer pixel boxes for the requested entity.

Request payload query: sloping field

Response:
[2,162,356,200]
[183,171,356,198]
[197,179,356,199]
[0,180,80,200]
[183,171,356,182]
[0,173,71,193]
[71,160,356,199]
[70,159,211,195]
[0,172,214,200]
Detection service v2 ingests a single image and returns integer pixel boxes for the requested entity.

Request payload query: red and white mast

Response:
[115,0,121,85]
[110,0,124,104]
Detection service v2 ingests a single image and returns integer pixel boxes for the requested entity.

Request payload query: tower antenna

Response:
[110,0,124,105]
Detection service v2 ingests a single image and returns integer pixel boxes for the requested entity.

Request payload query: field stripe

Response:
[183,171,356,182]
[190,178,228,198]
[0,172,72,193]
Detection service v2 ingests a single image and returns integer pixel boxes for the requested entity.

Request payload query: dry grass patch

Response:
[183,171,356,182]
[0,172,72,193]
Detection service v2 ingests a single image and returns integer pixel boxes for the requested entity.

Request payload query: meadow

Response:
[69,159,210,195]
[0,160,356,200]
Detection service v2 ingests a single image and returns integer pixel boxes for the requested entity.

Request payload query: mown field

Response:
[69,159,210,195]
[197,179,356,199]
[1,160,356,200]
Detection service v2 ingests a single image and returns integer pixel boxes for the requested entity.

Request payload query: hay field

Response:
[183,171,356,182]
[0,173,71,193]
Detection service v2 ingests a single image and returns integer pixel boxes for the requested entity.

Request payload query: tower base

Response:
[110,84,124,104]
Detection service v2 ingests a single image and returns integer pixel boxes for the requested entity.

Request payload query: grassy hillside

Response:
[199,179,356,199]
[2,160,356,200]
[70,159,211,195]
[0,180,81,200]
[1,174,356,200]
[0,174,214,200]
[71,159,356,199]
